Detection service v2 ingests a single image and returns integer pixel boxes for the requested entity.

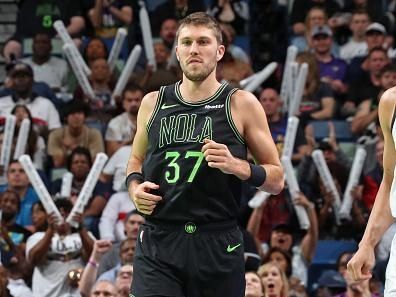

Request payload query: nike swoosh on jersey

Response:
[161,103,179,110]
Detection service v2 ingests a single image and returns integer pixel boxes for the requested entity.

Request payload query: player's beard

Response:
[181,58,217,82]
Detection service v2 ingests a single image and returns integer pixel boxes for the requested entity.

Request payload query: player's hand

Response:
[131,181,162,215]
[202,139,243,175]
[347,245,374,282]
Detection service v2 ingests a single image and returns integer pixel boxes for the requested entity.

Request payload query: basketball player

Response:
[126,12,284,296]
[347,88,396,295]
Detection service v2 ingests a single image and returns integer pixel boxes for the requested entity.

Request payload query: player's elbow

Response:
[270,178,284,195]
[264,171,284,195]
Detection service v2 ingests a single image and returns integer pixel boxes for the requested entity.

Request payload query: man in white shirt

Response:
[340,10,370,62]
[0,62,61,131]
[105,83,144,156]
[22,32,68,91]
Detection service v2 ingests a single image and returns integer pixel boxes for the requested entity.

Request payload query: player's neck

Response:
[179,73,221,103]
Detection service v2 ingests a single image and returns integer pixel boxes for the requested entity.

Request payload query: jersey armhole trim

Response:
[225,88,245,145]
[391,103,396,133]
[146,87,165,134]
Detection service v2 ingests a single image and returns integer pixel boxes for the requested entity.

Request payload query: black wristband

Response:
[125,172,144,189]
[246,163,266,188]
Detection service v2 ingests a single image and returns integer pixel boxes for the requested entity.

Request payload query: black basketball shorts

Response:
[129,220,245,297]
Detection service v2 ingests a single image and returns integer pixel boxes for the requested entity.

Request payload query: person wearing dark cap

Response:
[315,270,346,296]
[311,25,348,98]
[0,62,61,133]
[346,22,388,85]
[47,99,104,168]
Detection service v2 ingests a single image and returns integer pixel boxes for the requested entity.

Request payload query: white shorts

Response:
[385,234,396,296]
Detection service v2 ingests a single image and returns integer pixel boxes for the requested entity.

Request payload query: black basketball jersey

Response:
[142,81,247,224]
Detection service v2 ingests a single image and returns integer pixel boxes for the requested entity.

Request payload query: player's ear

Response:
[216,44,225,62]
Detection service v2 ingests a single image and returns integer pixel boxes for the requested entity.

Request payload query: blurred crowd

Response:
[1,0,396,296]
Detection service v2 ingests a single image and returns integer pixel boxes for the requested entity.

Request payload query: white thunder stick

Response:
[289,63,308,116]
[53,20,91,76]
[60,172,74,198]
[311,150,342,224]
[339,147,367,220]
[248,191,271,208]
[0,115,16,173]
[108,28,127,72]
[13,119,30,160]
[66,153,108,227]
[63,44,96,99]
[18,155,63,222]
[112,44,142,98]
[243,62,278,93]
[139,1,157,71]
[281,156,310,229]
[282,116,299,160]
[239,73,259,88]
[280,45,298,110]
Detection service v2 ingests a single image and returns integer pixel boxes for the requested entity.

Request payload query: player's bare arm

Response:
[347,88,396,281]
[202,90,284,194]
[126,91,162,215]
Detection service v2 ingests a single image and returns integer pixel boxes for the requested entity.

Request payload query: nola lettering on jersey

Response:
[158,114,213,148]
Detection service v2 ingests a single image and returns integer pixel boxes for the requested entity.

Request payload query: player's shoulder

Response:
[380,87,396,104]
[230,89,260,109]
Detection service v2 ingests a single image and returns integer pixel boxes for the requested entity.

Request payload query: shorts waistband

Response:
[144,219,238,233]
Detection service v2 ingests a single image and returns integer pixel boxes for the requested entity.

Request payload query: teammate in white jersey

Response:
[347,87,396,295]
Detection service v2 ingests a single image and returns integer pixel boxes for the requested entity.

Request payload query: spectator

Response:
[340,10,370,62]
[0,62,61,135]
[159,18,178,50]
[245,271,265,297]
[351,62,395,135]
[97,238,136,282]
[22,32,68,92]
[47,100,104,168]
[136,41,180,93]
[11,104,46,170]
[207,0,249,35]
[79,239,113,297]
[2,0,85,62]
[258,88,308,163]
[98,189,136,242]
[315,270,347,297]
[74,58,116,132]
[88,0,133,39]
[290,6,339,55]
[83,37,109,67]
[150,0,207,36]
[290,0,341,37]
[218,30,253,86]
[347,47,389,129]
[31,201,48,233]
[105,83,143,156]
[257,262,289,297]
[220,23,250,64]
[311,25,348,99]
[0,190,31,248]
[113,264,133,297]
[98,210,144,274]
[346,22,388,85]
[88,280,117,297]
[26,199,94,297]
[51,147,111,237]
[295,52,336,125]
[262,247,292,277]
[0,61,62,109]
[0,160,39,228]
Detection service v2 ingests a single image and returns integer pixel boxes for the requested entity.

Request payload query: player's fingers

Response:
[138,204,156,211]
[347,261,361,281]
[207,161,227,169]
[202,140,226,152]
[135,191,162,202]
[140,181,160,190]
[202,148,226,158]
[205,155,225,163]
